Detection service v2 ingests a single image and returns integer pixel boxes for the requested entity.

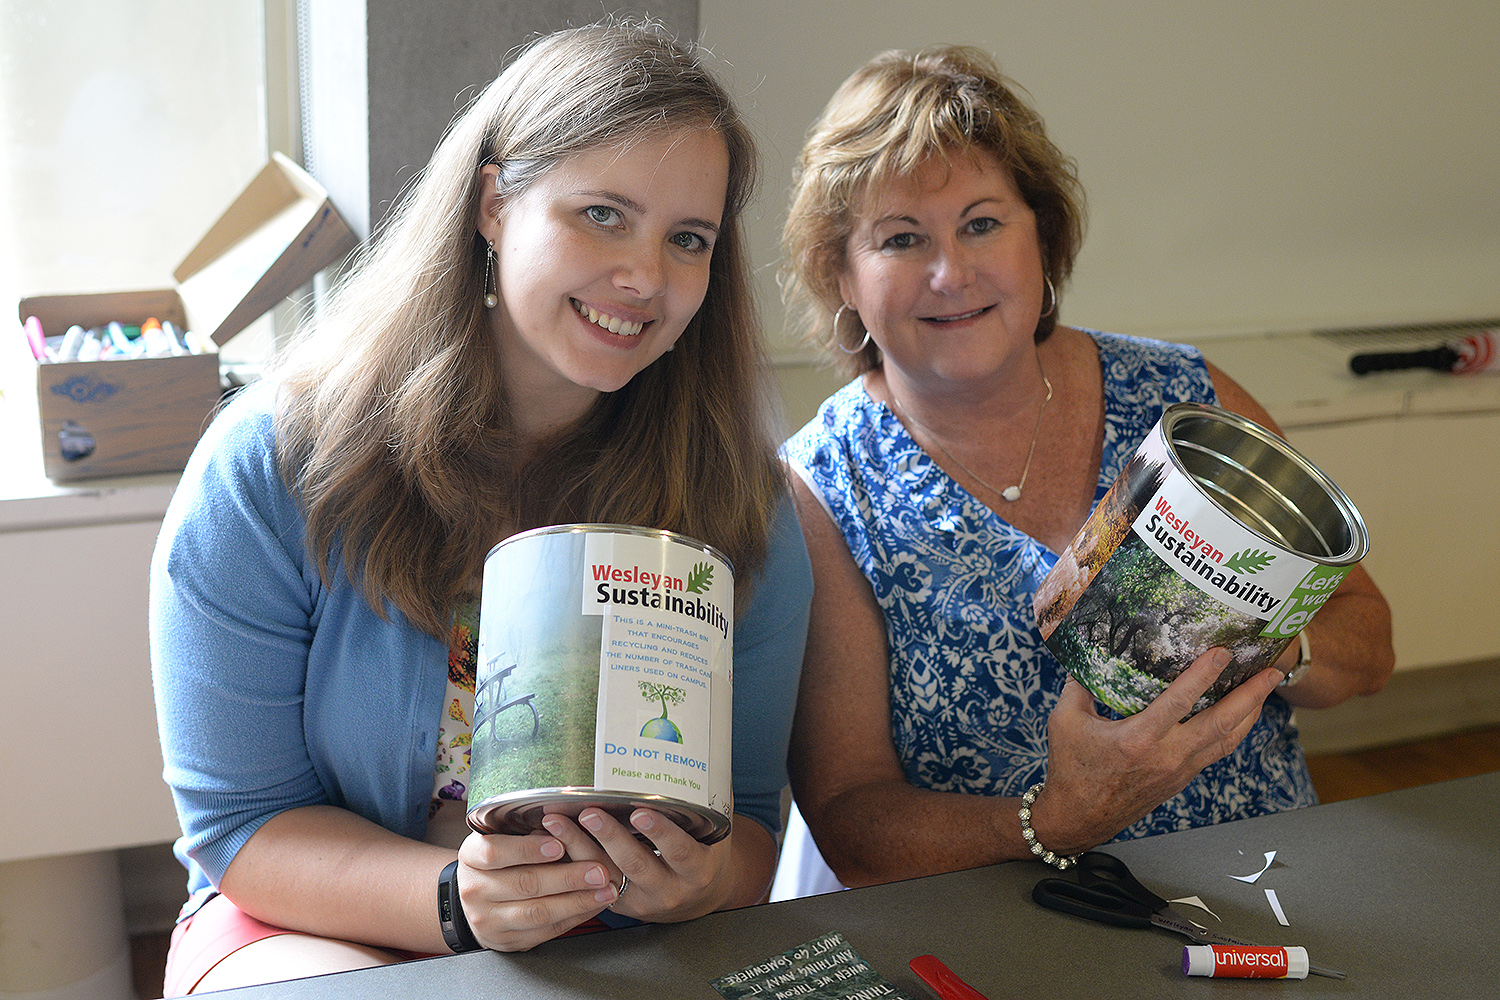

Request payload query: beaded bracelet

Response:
[1018,782,1079,870]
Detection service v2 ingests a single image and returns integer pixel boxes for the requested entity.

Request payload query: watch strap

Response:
[438,859,482,953]
[1279,631,1312,688]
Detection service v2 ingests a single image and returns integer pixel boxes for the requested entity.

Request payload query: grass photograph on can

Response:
[468,621,603,802]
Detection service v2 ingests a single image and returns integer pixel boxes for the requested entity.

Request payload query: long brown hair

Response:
[782,45,1086,377]
[272,19,782,637]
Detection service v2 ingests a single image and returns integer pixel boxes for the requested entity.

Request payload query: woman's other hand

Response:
[540,805,773,924]
[461,803,775,951]
[1035,647,1283,855]
[456,828,618,951]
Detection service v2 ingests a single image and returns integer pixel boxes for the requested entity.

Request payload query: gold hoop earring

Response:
[834,303,872,355]
[483,241,498,309]
[1039,274,1057,320]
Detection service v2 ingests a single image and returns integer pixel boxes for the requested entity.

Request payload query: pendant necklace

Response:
[891,351,1054,503]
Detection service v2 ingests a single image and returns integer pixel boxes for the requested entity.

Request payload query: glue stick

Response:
[1183,945,1309,979]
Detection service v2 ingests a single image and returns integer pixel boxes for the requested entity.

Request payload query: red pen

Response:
[909,955,991,1000]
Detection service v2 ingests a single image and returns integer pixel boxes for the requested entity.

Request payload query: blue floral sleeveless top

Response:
[782,330,1316,840]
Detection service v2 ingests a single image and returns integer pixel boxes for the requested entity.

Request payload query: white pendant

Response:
[1002,485,1022,502]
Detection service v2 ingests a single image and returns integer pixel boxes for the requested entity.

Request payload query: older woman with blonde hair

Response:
[778,45,1393,893]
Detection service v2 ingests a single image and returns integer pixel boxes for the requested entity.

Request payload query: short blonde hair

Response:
[782,45,1086,375]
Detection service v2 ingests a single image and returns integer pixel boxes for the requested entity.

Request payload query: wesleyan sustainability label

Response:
[584,530,733,819]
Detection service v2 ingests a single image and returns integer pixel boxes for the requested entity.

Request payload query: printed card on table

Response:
[712,931,914,1000]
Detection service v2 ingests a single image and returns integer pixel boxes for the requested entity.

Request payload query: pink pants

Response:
[163,893,294,996]
[163,892,611,994]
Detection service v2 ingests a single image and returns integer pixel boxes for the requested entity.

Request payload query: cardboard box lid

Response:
[173,151,358,346]
[18,288,187,334]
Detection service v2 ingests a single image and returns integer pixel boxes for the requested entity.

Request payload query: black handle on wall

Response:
[1349,345,1460,375]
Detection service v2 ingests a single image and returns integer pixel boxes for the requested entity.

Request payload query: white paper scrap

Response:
[1265,888,1290,926]
[1230,850,1277,883]
[1168,896,1221,921]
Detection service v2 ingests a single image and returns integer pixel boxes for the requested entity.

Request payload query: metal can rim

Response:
[466,787,733,845]
[484,523,735,576]
[1158,401,1370,566]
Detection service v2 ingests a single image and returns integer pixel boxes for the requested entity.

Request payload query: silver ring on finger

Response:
[610,873,629,908]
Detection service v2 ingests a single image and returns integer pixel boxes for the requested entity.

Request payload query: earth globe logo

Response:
[639,681,686,743]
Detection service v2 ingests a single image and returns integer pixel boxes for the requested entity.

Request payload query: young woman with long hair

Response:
[150,20,810,993]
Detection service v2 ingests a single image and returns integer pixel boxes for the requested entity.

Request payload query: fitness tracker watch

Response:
[438,859,483,953]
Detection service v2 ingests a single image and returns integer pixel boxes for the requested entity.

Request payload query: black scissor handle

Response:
[1077,852,1169,911]
[1032,878,1155,929]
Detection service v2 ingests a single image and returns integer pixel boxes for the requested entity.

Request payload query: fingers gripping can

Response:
[466,524,734,844]
[1033,402,1368,716]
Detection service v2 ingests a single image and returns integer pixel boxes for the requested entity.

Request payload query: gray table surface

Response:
[211,772,1500,998]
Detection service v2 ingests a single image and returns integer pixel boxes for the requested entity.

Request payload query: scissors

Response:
[1032,852,1346,980]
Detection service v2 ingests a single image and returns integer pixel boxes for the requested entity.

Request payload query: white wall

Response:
[0,1,266,299]
[701,0,1500,362]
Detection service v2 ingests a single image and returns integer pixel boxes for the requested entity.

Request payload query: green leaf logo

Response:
[639,681,687,712]
[685,561,714,593]
[1225,548,1275,574]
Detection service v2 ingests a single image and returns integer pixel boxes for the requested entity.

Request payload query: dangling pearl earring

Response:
[483,240,498,309]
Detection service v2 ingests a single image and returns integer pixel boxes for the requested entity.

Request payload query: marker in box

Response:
[23,315,48,360]
[162,320,189,355]
[78,328,106,362]
[142,317,175,357]
[60,324,88,361]
[1183,945,1309,979]
[105,321,131,354]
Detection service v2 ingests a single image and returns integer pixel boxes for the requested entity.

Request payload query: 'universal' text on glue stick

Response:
[1184,945,1309,979]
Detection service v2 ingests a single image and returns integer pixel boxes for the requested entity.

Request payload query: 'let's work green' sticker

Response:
[1260,564,1352,639]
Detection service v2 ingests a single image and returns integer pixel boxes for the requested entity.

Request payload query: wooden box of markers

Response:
[19,153,357,483]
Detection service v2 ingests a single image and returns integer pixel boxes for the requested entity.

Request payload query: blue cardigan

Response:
[150,384,812,897]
